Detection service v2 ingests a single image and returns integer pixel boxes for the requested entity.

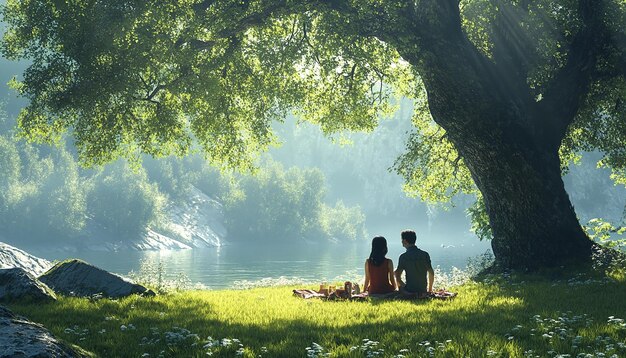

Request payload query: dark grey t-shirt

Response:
[397,246,432,294]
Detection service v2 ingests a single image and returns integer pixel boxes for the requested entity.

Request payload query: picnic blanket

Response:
[427,289,458,299]
[293,288,456,301]
[360,289,457,300]
[292,289,370,301]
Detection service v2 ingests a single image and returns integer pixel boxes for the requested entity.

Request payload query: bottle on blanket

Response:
[343,281,352,298]
[319,282,328,295]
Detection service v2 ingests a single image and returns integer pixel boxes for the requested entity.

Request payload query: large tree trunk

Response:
[457,128,593,270]
[422,57,594,270]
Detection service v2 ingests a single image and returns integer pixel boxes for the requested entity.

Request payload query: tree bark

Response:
[457,126,593,270]
[424,65,594,269]
[415,46,593,270]
[421,63,594,270]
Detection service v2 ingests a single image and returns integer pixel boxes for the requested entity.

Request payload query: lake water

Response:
[35,238,491,289]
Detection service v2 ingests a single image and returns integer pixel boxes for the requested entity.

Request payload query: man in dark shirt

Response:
[394,230,434,296]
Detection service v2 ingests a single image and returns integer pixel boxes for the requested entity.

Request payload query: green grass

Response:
[5,273,626,357]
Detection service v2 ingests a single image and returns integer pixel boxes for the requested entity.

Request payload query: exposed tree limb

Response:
[188,39,217,51]
[146,84,165,101]
[452,154,462,178]
[134,68,192,105]
[301,20,322,66]
[345,63,357,96]
[538,0,613,150]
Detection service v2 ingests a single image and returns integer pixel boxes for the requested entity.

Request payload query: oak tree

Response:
[2,0,625,269]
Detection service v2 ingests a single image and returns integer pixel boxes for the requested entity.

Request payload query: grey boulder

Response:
[0,305,85,357]
[0,267,56,303]
[39,259,154,298]
[0,241,52,276]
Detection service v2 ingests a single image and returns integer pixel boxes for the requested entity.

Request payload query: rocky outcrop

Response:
[0,268,56,303]
[39,259,154,298]
[160,186,226,248]
[0,305,85,357]
[134,228,193,250]
[53,186,226,251]
[0,241,52,276]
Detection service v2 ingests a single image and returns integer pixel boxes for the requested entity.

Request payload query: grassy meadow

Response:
[5,270,626,357]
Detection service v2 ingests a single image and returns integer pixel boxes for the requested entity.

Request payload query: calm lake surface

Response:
[35,237,491,289]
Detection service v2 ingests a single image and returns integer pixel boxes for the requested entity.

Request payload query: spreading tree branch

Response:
[539,0,615,150]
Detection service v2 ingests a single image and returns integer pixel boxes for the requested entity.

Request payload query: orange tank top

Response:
[367,258,394,294]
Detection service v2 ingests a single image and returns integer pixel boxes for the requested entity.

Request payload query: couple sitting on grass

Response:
[364,230,435,298]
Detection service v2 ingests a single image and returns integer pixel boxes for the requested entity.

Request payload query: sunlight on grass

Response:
[486,296,525,309]
[5,272,626,357]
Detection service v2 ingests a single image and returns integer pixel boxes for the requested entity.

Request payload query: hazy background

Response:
[1,21,625,287]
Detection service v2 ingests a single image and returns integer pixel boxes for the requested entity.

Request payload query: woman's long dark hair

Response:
[369,236,388,267]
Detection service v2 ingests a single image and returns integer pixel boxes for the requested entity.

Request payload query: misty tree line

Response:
[0,106,368,244]
[2,95,625,247]
[270,98,427,222]
[0,114,163,242]
[0,56,623,248]
[144,154,368,242]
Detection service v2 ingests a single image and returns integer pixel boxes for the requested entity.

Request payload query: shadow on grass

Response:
[5,276,626,357]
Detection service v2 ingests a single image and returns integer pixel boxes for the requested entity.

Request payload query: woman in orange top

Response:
[363,236,397,294]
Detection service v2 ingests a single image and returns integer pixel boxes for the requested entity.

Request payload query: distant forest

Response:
[0,108,370,244]
[0,53,625,247]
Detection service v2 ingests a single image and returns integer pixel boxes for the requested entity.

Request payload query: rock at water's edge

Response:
[0,267,56,303]
[0,241,52,276]
[0,305,86,357]
[39,259,155,298]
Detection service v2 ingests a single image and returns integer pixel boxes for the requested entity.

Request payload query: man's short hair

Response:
[401,230,417,245]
